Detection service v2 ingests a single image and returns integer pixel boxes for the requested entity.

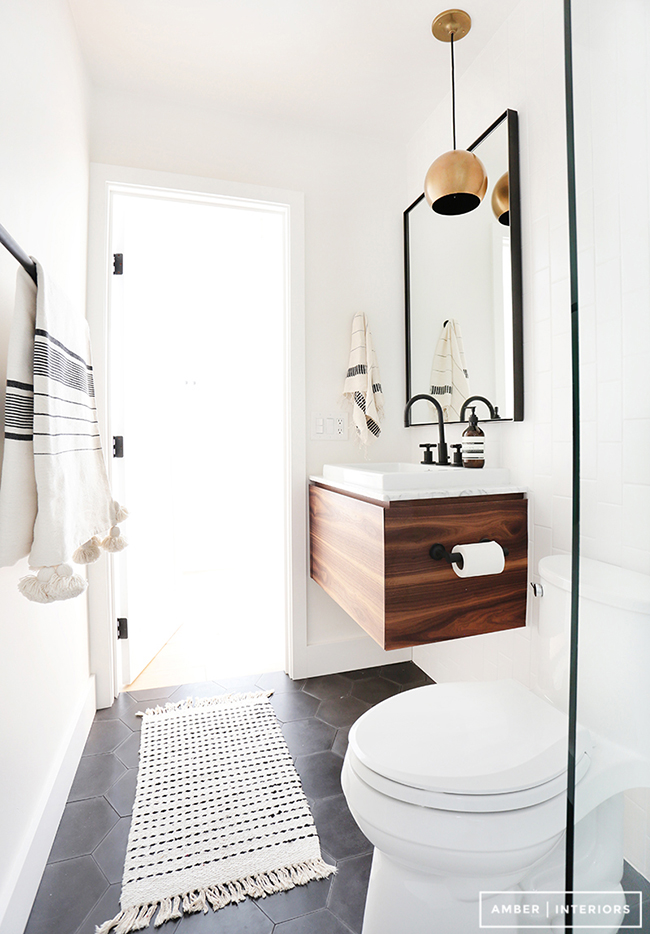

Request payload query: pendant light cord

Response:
[450,32,457,150]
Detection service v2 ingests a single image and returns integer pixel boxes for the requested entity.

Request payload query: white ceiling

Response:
[67,0,520,141]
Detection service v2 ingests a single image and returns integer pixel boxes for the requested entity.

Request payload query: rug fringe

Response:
[135,690,274,718]
[96,859,336,933]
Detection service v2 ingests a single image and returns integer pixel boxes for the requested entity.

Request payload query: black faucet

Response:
[459,395,499,422]
[404,394,449,466]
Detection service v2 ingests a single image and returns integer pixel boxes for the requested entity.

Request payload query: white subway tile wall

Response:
[408,0,650,877]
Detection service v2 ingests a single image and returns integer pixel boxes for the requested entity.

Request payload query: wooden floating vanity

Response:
[309,481,528,650]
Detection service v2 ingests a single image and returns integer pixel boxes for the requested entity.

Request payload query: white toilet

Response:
[341,555,650,934]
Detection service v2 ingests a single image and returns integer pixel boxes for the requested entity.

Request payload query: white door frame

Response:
[86,164,307,708]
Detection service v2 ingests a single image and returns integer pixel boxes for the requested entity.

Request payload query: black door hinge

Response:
[113,253,123,275]
[117,618,129,640]
[113,436,124,458]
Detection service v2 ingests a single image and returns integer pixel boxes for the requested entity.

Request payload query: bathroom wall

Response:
[88,90,412,664]
[0,2,94,932]
[409,0,571,694]
[571,0,650,880]
[407,0,650,879]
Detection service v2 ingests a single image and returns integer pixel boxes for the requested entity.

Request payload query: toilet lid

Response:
[349,680,591,796]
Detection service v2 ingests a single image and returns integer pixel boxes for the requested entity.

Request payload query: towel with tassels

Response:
[429,318,470,422]
[0,261,128,603]
[343,312,383,445]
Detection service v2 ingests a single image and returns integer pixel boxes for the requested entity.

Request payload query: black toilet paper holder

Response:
[429,538,509,570]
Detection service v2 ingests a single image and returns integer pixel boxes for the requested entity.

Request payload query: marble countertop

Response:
[309,475,528,504]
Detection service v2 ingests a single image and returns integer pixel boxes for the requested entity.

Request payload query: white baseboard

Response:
[302,636,412,679]
[0,676,96,934]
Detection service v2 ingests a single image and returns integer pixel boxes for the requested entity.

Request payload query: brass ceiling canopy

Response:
[431,9,472,42]
[424,9,488,216]
[491,171,510,225]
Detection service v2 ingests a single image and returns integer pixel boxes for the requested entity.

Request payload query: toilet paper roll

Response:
[451,541,505,578]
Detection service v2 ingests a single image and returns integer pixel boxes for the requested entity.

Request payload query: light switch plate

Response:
[311,412,349,441]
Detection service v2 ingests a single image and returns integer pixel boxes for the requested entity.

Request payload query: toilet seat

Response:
[348,679,592,813]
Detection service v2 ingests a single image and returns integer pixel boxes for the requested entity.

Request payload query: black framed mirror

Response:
[404,109,523,425]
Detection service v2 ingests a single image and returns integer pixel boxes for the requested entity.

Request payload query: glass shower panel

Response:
[570,0,650,929]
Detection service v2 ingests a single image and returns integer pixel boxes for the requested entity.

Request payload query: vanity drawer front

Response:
[383,495,528,649]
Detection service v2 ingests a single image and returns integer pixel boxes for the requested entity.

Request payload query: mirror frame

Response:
[404,108,523,425]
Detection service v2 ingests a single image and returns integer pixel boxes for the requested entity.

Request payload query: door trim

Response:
[87,163,307,707]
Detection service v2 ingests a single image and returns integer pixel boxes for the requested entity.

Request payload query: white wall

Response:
[89,89,413,670]
[572,0,650,881]
[406,0,650,880]
[408,0,571,692]
[0,2,95,932]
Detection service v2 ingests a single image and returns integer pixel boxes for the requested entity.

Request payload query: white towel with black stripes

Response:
[343,312,383,445]
[0,261,127,603]
[429,318,470,422]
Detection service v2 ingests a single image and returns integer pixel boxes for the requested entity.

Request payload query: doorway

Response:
[86,166,307,705]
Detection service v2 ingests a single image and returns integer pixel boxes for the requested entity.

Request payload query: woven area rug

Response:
[98,692,336,933]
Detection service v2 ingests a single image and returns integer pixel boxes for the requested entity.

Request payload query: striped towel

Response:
[0,262,127,603]
[429,318,470,422]
[343,313,383,445]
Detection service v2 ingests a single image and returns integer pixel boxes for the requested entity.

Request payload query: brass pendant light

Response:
[424,10,487,215]
[491,171,510,225]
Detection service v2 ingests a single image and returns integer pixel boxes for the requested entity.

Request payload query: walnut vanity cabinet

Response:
[309,482,528,650]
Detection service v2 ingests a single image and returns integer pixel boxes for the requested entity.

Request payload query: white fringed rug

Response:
[98,692,336,934]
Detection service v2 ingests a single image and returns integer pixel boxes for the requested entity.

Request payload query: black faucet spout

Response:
[404,393,449,466]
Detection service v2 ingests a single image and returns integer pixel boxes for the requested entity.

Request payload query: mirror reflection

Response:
[404,109,523,425]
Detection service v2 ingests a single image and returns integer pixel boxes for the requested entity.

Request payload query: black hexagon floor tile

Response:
[83,719,132,755]
[255,670,306,693]
[94,692,140,722]
[281,718,336,757]
[114,730,142,769]
[168,681,226,702]
[105,768,138,817]
[328,852,373,934]
[175,897,272,931]
[302,674,352,701]
[127,684,179,700]
[339,666,383,681]
[316,695,370,729]
[24,856,108,934]
[256,875,332,923]
[270,690,320,722]
[379,661,430,685]
[118,696,174,732]
[49,798,119,862]
[28,667,389,934]
[350,676,401,705]
[93,816,131,884]
[273,908,352,933]
[73,882,124,934]
[311,795,372,861]
[213,674,263,694]
[331,727,349,759]
[68,753,126,801]
[294,751,342,800]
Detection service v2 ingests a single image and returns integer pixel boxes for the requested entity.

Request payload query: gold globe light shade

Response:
[491,171,510,225]
[424,149,488,216]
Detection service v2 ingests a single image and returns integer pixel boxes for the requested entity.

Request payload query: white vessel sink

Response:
[322,462,510,491]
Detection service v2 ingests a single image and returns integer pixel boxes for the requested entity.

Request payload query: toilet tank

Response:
[538,555,650,758]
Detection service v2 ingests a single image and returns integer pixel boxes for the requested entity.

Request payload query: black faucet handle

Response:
[419,443,436,465]
[451,443,463,467]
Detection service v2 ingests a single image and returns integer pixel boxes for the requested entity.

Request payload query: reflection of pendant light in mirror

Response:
[424,10,487,215]
[492,171,510,225]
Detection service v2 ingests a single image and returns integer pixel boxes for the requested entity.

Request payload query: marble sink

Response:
[322,462,510,491]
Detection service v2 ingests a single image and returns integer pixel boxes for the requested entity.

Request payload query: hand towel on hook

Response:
[0,261,128,602]
[429,318,470,422]
[343,312,383,446]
